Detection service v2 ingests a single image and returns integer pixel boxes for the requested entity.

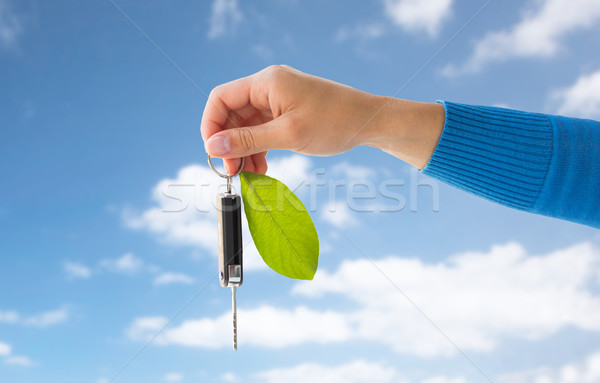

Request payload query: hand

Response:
[201,65,380,174]
[201,65,444,174]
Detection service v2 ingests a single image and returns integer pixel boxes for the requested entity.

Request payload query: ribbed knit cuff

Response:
[534,114,600,227]
[422,101,553,211]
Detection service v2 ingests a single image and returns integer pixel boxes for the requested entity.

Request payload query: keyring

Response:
[208,156,245,194]
[208,156,245,178]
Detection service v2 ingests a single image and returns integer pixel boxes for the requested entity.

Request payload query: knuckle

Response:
[265,64,283,73]
[236,127,258,151]
[208,85,223,102]
[263,64,289,81]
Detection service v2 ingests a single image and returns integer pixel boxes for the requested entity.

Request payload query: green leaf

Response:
[240,171,319,280]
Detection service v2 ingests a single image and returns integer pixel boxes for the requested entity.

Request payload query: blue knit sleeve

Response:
[422,101,600,228]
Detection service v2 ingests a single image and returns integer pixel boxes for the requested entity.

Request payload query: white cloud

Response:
[122,162,265,271]
[123,155,314,272]
[335,23,386,43]
[265,155,313,191]
[221,372,239,383]
[252,360,471,383]
[0,0,22,48]
[164,372,184,382]
[127,242,600,356]
[251,44,274,61]
[127,305,352,349]
[336,0,452,46]
[498,350,600,383]
[0,341,33,367]
[321,201,358,228]
[154,272,195,286]
[330,162,377,181]
[293,242,600,356]
[100,253,143,274]
[208,0,242,39]
[0,307,68,327]
[383,0,453,37]
[0,310,19,323]
[63,261,92,279]
[123,163,220,249]
[0,341,11,356]
[126,316,167,340]
[24,307,69,327]
[553,69,600,119]
[255,360,399,383]
[445,0,600,75]
[5,355,33,366]
[320,162,383,222]
[420,378,467,383]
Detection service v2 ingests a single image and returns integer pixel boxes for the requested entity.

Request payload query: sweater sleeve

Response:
[422,101,600,229]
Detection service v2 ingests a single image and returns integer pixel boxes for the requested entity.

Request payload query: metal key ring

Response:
[208,156,245,178]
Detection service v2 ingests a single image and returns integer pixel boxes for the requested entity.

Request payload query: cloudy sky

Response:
[1,0,600,382]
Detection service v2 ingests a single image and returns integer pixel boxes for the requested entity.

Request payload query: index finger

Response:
[200,71,271,142]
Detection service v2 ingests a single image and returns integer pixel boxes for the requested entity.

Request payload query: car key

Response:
[209,156,244,351]
[217,188,243,350]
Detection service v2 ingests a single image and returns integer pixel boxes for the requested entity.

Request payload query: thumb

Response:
[205,118,293,158]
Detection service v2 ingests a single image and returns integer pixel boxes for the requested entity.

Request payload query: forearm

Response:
[360,97,445,169]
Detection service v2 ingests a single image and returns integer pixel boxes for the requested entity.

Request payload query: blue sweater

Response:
[422,101,600,229]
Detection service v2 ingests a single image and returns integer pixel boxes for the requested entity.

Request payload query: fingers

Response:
[205,117,296,159]
[249,152,268,174]
[223,152,267,176]
[202,66,305,169]
[201,69,274,142]
[200,77,250,142]
[223,158,242,176]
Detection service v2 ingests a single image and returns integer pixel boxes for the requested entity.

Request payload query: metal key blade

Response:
[232,285,237,351]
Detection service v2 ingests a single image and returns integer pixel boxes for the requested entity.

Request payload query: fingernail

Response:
[206,136,230,155]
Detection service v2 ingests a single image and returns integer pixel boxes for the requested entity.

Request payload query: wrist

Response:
[362,96,445,169]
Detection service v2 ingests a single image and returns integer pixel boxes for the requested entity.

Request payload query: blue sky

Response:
[1,0,600,382]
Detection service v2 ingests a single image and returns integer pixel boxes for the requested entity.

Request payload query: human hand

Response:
[201,65,444,174]
[201,65,384,174]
